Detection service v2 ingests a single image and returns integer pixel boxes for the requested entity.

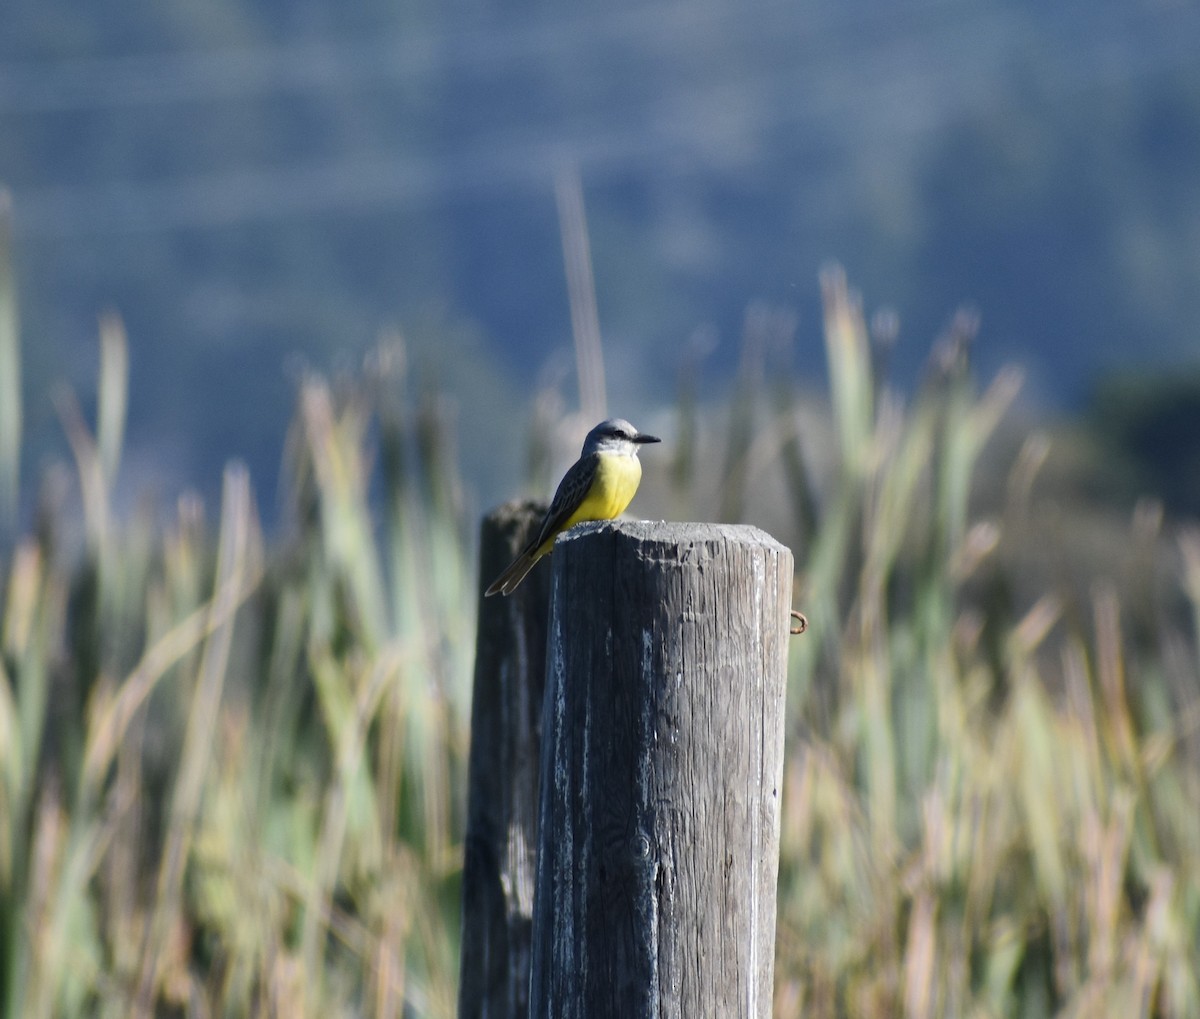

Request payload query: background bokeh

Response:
[3,0,1200,511]
[3,4,1200,1017]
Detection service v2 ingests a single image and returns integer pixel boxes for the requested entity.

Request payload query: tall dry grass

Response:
[1,317,472,1015]
[0,256,1197,1017]
[763,270,1200,1019]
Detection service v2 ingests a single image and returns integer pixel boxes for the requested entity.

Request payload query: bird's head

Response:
[582,418,661,457]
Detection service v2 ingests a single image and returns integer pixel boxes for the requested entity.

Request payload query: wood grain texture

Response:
[459,500,553,1019]
[529,520,793,1019]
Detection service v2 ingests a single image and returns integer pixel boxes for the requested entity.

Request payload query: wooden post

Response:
[529,520,792,1018]
[458,500,553,1019]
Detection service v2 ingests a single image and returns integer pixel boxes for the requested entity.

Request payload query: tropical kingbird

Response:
[485,417,661,596]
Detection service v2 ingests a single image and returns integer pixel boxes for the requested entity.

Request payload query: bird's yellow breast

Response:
[562,451,642,530]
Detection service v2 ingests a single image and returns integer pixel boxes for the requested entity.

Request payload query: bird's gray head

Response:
[581,418,662,457]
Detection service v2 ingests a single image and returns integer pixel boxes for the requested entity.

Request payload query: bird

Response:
[485,417,661,596]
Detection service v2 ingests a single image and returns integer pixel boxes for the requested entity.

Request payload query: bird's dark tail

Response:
[483,548,542,597]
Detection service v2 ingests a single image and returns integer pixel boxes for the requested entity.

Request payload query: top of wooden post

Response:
[555,518,790,554]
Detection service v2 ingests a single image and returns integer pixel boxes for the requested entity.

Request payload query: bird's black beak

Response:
[634,432,661,444]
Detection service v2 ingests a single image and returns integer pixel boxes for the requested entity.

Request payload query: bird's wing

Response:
[526,452,600,554]
[484,452,602,597]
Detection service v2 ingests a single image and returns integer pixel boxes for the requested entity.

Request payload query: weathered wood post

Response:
[458,500,553,1019]
[530,520,792,1018]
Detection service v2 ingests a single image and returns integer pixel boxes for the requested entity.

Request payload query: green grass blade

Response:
[0,189,21,527]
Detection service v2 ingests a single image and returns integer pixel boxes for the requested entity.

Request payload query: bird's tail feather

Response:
[484,550,541,597]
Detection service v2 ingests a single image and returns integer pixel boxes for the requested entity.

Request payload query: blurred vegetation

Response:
[1086,372,1200,519]
[3,0,1200,497]
[1,258,1199,1018]
[1,306,472,1014]
[767,271,1200,1018]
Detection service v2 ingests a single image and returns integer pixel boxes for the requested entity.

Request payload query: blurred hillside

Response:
[2,0,1199,508]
